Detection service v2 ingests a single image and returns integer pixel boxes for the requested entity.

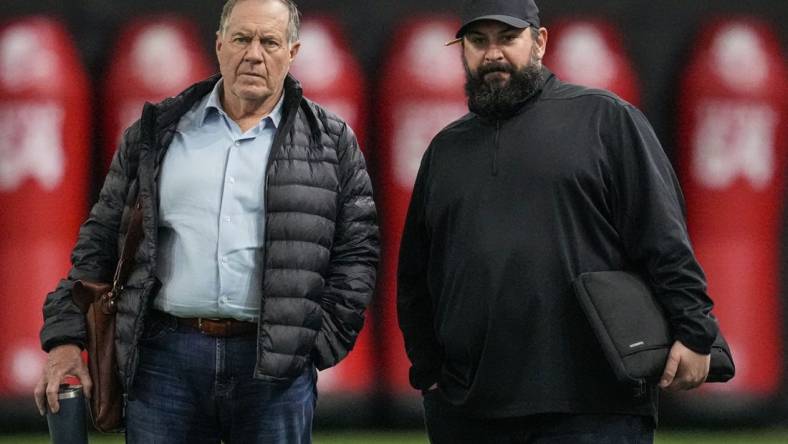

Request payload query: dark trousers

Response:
[423,392,654,444]
[125,313,316,444]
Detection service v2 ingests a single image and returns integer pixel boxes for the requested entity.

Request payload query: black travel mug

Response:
[46,384,89,444]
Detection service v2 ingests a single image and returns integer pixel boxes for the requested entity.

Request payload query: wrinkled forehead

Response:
[225,0,290,33]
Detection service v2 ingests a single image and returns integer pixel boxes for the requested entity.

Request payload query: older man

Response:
[397,0,717,443]
[34,0,379,442]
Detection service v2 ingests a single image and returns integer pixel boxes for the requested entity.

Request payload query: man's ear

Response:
[535,27,548,60]
[215,31,223,57]
[288,41,301,63]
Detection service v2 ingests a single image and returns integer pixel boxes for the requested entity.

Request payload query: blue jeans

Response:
[125,312,316,444]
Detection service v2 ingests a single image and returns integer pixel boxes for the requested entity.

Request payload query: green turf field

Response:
[2,431,788,443]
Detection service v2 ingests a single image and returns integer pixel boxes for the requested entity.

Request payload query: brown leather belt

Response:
[177,317,257,337]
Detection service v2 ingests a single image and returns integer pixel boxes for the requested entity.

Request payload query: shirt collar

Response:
[200,79,285,129]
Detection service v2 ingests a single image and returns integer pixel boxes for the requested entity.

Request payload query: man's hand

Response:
[33,344,92,415]
[659,340,710,391]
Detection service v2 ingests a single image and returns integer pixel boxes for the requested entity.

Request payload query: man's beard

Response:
[464,58,544,120]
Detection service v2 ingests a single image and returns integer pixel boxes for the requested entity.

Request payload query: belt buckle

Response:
[197,318,211,335]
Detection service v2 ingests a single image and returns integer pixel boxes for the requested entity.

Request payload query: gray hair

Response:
[218,0,301,45]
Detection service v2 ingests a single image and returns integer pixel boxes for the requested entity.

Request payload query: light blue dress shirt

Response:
[154,79,283,321]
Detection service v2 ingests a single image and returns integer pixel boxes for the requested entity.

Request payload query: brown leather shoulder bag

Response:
[71,199,144,432]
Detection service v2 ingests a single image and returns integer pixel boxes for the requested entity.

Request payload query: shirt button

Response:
[221,257,228,264]
[228,177,235,184]
[224,216,231,222]
[234,141,241,146]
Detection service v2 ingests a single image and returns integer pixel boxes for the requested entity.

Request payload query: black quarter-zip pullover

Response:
[397,69,718,421]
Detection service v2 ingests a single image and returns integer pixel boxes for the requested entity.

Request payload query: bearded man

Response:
[396,0,717,442]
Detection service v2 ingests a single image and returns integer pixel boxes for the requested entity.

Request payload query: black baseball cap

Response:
[447,0,541,45]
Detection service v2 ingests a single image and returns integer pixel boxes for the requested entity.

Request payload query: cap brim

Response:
[455,14,532,38]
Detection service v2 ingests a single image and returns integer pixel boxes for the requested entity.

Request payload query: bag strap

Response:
[110,199,144,296]
[109,102,156,296]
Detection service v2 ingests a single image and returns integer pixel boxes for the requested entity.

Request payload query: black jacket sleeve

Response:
[397,144,443,390]
[39,123,139,352]
[312,123,380,370]
[607,104,718,354]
